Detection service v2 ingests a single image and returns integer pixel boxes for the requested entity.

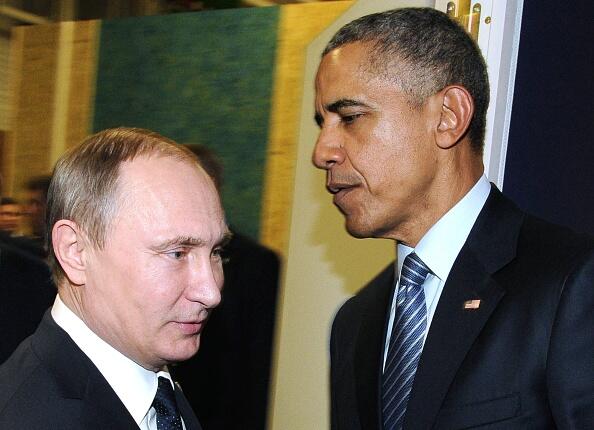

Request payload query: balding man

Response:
[0,128,230,429]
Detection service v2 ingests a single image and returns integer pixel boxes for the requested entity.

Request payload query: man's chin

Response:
[345,216,393,240]
[161,338,201,365]
[344,218,374,239]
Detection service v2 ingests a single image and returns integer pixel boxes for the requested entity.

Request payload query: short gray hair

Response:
[46,127,203,284]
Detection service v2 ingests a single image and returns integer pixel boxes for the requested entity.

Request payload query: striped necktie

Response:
[382,252,430,430]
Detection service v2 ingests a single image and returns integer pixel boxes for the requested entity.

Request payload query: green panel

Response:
[93,8,280,239]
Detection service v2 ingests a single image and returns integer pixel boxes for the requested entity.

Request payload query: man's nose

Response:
[312,127,345,170]
[187,259,222,309]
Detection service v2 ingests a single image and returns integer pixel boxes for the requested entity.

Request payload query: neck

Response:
[58,283,87,322]
[395,155,484,247]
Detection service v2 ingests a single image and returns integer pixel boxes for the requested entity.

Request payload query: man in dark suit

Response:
[312,8,594,429]
[0,238,54,363]
[0,174,54,364]
[0,128,231,429]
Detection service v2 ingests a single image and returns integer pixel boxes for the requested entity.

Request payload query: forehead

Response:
[315,42,400,102]
[113,156,226,240]
[316,42,418,117]
[317,43,371,87]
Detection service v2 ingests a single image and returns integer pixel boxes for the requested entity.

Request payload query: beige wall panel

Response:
[65,20,99,152]
[261,1,352,256]
[8,24,60,195]
[2,29,22,194]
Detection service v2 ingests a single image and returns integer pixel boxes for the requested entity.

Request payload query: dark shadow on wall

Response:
[306,167,394,297]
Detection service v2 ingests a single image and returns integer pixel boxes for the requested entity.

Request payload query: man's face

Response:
[0,203,22,234]
[81,156,228,370]
[312,42,440,244]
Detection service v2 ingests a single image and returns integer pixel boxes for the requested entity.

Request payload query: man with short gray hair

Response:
[0,127,230,429]
[314,8,594,430]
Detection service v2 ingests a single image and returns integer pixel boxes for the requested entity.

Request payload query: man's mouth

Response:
[176,318,207,335]
[327,182,357,206]
[327,180,355,194]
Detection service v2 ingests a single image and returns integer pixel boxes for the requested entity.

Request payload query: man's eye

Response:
[341,113,362,124]
[212,248,230,264]
[167,250,187,260]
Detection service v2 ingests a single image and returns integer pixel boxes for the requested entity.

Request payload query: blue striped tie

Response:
[382,252,430,430]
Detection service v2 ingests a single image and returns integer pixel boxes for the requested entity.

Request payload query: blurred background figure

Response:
[23,175,52,246]
[0,197,22,236]
[173,144,281,430]
[0,176,49,258]
[0,176,54,365]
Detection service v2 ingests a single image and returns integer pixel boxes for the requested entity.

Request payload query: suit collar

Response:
[403,186,524,429]
[52,295,162,424]
[175,383,203,430]
[466,185,524,274]
[30,312,141,427]
[413,174,491,281]
[32,312,203,429]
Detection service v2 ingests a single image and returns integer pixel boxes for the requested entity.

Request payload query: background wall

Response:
[93,8,280,240]
[502,0,594,236]
[4,3,353,256]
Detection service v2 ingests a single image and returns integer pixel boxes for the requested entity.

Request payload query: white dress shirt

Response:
[383,175,491,369]
[51,296,186,430]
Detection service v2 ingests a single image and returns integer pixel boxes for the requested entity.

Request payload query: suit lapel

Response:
[81,370,141,428]
[32,312,141,429]
[175,383,202,430]
[404,247,504,430]
[404,187,524,430]
[354,265,396,430]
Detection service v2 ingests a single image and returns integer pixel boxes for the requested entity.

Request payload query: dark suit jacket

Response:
[0,312,203,430]
[173,232,280,430]
[0,240,55,363]
[330,187,594,429]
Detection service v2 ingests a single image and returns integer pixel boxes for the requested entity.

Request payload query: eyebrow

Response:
[314,98,370,126]
[152,231,233,251]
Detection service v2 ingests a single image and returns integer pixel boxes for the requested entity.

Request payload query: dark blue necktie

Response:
[152,376,183,430]
[382,252,430,430]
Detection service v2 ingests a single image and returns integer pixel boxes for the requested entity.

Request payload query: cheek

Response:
[150,266,186,298]
[122,261,185,314]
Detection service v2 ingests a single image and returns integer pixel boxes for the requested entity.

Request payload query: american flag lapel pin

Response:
[463,299,481,310]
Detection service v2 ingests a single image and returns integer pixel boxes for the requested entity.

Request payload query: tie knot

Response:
[152,376,182,430]
[400,253,430,290]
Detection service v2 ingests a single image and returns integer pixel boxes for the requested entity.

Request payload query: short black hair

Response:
[323,7,489,153]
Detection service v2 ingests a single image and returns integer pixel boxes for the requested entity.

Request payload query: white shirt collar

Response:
[397,175,491,280]
[51,295,173,426]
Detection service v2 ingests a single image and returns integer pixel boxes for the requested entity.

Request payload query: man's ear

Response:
[434,85,474,149]
[52,220,87,286]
